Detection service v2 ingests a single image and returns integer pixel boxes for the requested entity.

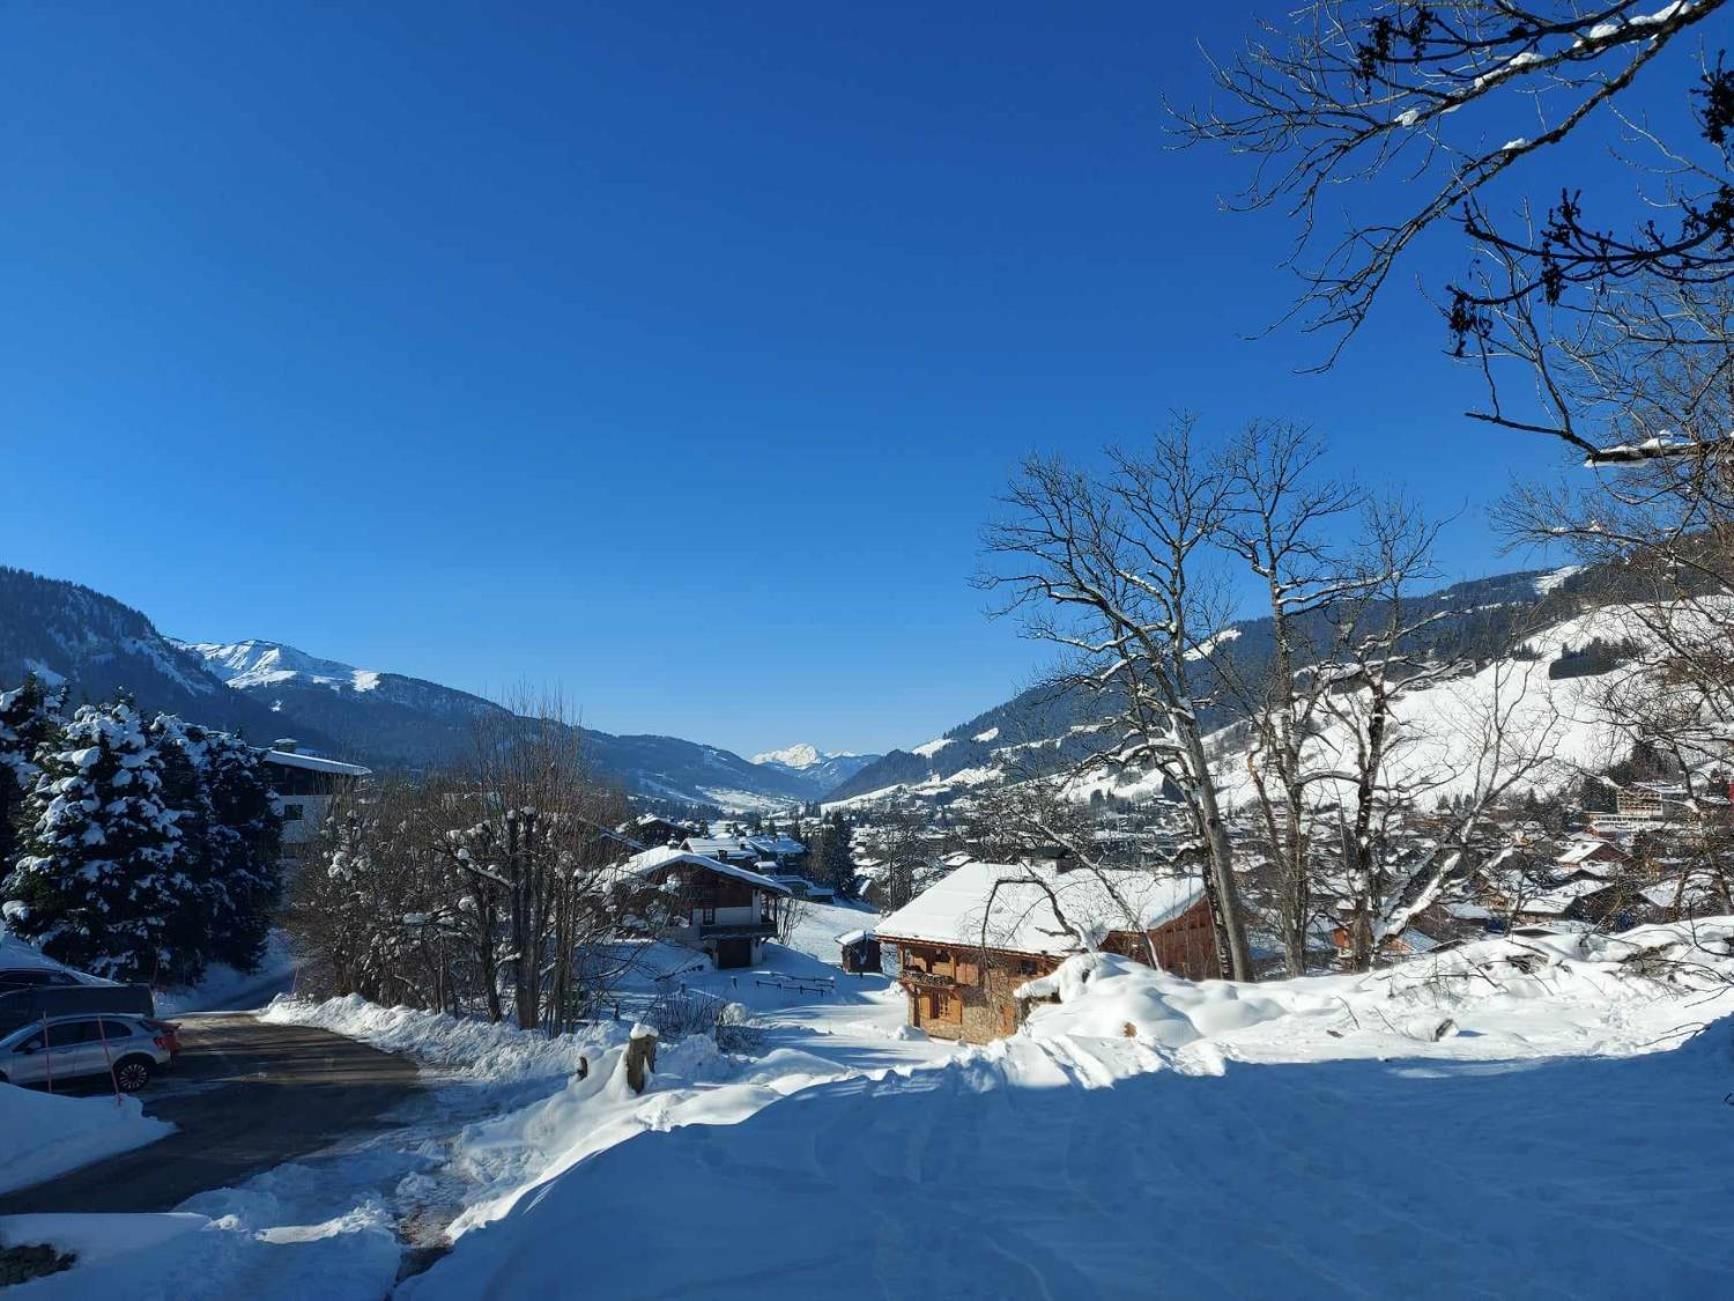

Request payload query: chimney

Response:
[272,738,300,754]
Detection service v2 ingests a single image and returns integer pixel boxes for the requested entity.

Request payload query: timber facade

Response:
[885,896,1218,1045]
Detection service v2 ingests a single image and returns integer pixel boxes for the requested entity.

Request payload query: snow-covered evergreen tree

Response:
[2,698,191,981]
[818,810,855,896]
[152,715,283,973]
[0,674,65,872]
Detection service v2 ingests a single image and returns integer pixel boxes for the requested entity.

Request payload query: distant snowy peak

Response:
[174,639,382,695]
[748,744,882,797]
[751,742,823,769]
[750,742,859,769]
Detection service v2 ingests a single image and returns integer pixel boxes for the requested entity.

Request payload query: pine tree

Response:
[3,698,191,981]
[152,716,284,974]
[819,809,855,896]
[0,675,65,873]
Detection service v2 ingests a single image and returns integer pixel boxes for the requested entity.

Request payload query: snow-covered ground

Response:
[8,917,1734,1298]
[155,932,298,1016]
[0,1088,171,1198]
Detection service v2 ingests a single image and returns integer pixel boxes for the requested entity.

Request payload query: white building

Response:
[260,744,370,866]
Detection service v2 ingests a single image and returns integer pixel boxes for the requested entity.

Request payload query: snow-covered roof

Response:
[1556,840,1623,867]
[262,749,371,777]
[1516,877,1613,916]
[622,846,791,895]
[682,836,753,858]
[875,859,1205,957]
[743,834,805,856]
[1395,928,1440,955]
[1641,875,1726,909]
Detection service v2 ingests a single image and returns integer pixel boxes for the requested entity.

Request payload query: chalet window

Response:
[702,904,716,925]
[956,957,981,985]
[926,990,960,1023]
[1018,959,1038,975]
[282,803,305,822]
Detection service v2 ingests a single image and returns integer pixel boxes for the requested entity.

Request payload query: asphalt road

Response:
[0,1014,420,1214]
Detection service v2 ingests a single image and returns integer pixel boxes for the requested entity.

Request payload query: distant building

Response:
[624,814,693,847]
[742,834,807,868]
[623,847,792,969]
[1553,837,1627,879]
[260,743,370,866]
[768,873,834,902]
[681,836,763,867]
[875,854,1215,1044]
[837,929,881,974]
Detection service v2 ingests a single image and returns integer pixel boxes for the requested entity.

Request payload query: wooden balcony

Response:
[698,920,777,940]
[898,967,957,990]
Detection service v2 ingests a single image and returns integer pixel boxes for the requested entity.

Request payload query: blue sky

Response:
[2,2,1608,756]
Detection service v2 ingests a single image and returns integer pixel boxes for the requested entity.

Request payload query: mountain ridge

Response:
[825,566,1592,805]
[0,570,818,810]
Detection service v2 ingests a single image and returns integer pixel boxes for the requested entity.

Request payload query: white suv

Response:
[0,1014,177,1093]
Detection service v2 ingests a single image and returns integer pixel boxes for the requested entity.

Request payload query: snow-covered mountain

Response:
[0,570,822,810]
[0,568,336,749]
[176,640,384,695]
[173,638,817,809]
[749,743,880,796]
[827,566,1604,806]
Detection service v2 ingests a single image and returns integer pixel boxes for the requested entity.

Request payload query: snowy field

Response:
[5,913,1734,1297]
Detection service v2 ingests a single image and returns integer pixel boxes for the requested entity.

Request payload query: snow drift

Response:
[0,1085,171,1197]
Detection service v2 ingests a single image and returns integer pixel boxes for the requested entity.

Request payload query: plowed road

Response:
[0,1014,419,1214]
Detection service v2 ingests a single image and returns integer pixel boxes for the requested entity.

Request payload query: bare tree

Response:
[1216,421,1371,974]
[871,803,935,913]
[1174,0,1732,438]
[449,694,631,1028]
[286,697,631,1028]
[979,417,1255,979]
[1322,497,1463,968]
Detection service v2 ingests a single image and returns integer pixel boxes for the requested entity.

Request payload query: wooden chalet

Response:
[624,847,792,969]
[875,855,1216,1044]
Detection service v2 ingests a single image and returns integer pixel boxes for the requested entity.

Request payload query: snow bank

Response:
[1018,920,1734,1070]
[1016,952,1306,1048]
[156,931,296,1015]
[0,1084,171,1196]
[258,994,626,1084]
[438,1025,895,1239]
[0,1199,399,1299]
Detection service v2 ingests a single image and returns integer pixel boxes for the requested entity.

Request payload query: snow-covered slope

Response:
[176,640,383,695]
[18,917,1733,1298]
[0,567,333,749]
[177,639,819,806]
[400,921,1734,1299]
[829,565,1617,807]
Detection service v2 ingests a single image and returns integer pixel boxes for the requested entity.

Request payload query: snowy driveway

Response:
[0,1015,419,1214]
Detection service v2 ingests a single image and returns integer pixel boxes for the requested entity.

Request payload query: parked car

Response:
[0,1013,179,1092]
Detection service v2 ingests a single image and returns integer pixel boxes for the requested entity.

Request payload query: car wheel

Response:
[112,1057,153,1093]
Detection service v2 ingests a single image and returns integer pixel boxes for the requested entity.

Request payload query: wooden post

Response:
[626,1024,658,1094]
